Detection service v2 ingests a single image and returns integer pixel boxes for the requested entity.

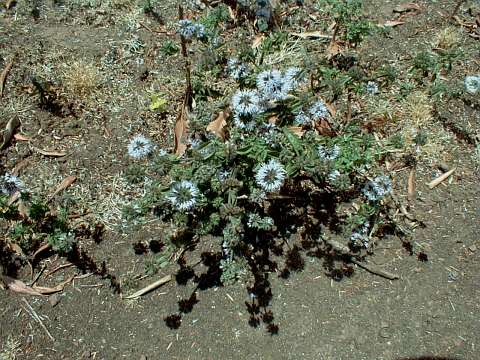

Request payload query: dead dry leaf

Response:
[0,57,14,97]
[227,5,236,21]
[13,133,31,141]
[48,175,76,201]
[252,34,265,49]
[12,158,30,176]
[326,41,342,59]
[32,275,75,295]
[315,119,336,137]
[393,2,421,13]
[206,111,228,140]
[287,126,305,137]
[1,275,43,296]
[31,146,67,157]
[174,97,189,156]
[268,115,279,125]
[5,0,16,10]
[1,117,20,149]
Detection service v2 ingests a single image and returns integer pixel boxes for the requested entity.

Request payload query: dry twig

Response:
[21,297,55,342]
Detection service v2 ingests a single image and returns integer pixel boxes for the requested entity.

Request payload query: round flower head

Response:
[232,89,261,116]
[365,81,379,95]
[166,180,200,211]
[256,69,288,101]
[1,173,25,196]
[128,135,153,159]
[177,20,205,39]
[328,170,341,183]
[309,100,330,120]
[362,175,392,202]
[293,111,311,126]
[350,223,370,248]
[255,159,287,193]
[464,75,480,94]
[227,58,249,80]
[282,67,303,92]
[317,144,341,161]
[177,19,195,38]
[233,113,256,131]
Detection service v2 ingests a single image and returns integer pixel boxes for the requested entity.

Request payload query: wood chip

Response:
[427,168,455,189]
[383,20,406,27]
[407,168,415,200]
[123,274,172,299]
[290,31,332,39]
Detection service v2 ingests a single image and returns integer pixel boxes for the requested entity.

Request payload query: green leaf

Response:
[149,94,167,112]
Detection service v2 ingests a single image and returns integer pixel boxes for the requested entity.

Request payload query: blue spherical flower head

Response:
[282,67,303,92]
[232,89,261,116]
[317,144,341,161]
[233,113,256,131]
[177,19,196,38]
[166,180,200,211]
[309,100,330,120]
[464,75,480,94]
[350,223,370,248]
[128,134,153,159]
[1,173,25,196]
[227,58,249,80]
[257,69,288,101]
[365,81,379,95]
[362,175,392,201]
[177,20,205,39]
[255,159,287,193]
[293,111,311,126]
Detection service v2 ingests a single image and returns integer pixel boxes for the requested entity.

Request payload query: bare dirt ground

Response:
[0,0,479,359]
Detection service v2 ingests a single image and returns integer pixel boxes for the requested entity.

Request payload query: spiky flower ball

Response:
[0,173,25,196]
[257,69,288,101]
[166,180,200,211]
[227,58,249,80]
[318,144,341,161]
[177,19,205,39]
[232,90,261,116]
[464,75,480,94]
[309,100,330,120]
[362,176,392,201]
[128,135,153,159]
[255,159,287,193]
[365,81,379,95]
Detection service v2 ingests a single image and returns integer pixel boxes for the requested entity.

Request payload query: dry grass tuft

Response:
[435,26,462,49]
[62,60,101,99]
[401,91,433,128]
[397,91,454,164]
[0,336,21,360]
